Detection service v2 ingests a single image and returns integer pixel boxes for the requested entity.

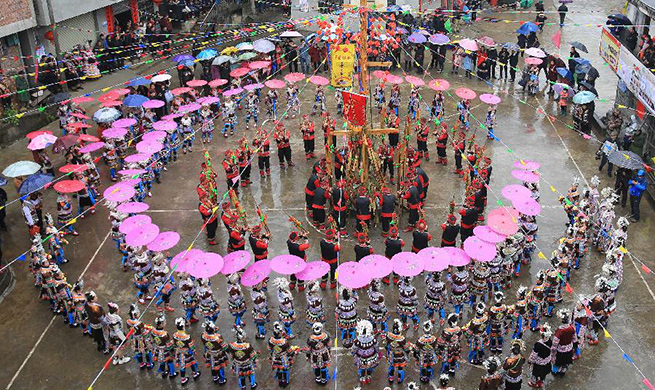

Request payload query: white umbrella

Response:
[236,42,254,51]
[151,74,172,83]
[212,55,232,65]
[280,31,303,38]
[3,161,41,178]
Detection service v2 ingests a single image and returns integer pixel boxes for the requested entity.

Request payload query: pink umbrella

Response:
[53,180,86,193]
[513,159,540,170]
[473,225,506,243]
[463,236,497,262]
[405,75,425,86]
[265,79,285,89]
[478,36,496,47]
[512,197,542,216]
[223,88,244,97]
[102,100,122,107]
[147,231,181,252]
[104,182,136,202]
[294,261,330,281]
[187,79,208,87]
[122,178,142,187]
[525,57,543,65]
[124,153,152,163]
[512,170,540,183]
[102,127,128,139]
[384,74,403,85]
[113,88,130,96]
[241,260,272,286]
[456,87,477,100]
[118,168,146,176]
[71,112,90,120]
[117,201,149,214]
[170,249,203,273]
[161,113,183,121]
[428,79,450,91]
[372,70,388,79]
[26,130,53,140]
[392,252,424,277]
[284,72,306,83]
[443,247,471,266]
[152,121,177,131]
[459,38,479,51]
[142,99,165,109]
[221,250,252,274]
[79,142,105,153]
[270,254,307,275]
[479,93,501,105]
[337,262,371,289]
[72,96,95,104]
[525,47,546,58]
[309,75,329,85]
[487,208,520,236]
[198,96,220,105]
[125,223,160,247]
[171,87,192,95]
[249,61,271,70]
[59,164,87,174]
[209,79,228,87]
[136,141,163,154]
[417,247,450,272]
[230,68,250,78]
[359,254,393,279]
[178,103,202,113]
[501,184,532,201]
[119,214,152,234]
[114,118,137,128]
[99,92,120,102]
[28,134,58,150]
[142,131,167,142]
[188,252,225,278]
[244,83,264,91]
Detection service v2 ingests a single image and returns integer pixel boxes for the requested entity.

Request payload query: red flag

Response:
[565,282,573,293]
[552,31,562,49]
[342,91,367,126]
[642,264,652,274]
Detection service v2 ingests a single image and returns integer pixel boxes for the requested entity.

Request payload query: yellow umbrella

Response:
[221,47,237,55]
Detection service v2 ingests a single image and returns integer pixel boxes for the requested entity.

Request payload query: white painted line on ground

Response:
[79,231,111,279]
[628,254,655,302]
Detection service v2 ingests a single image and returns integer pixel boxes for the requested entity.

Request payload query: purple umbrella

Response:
[294,261,330,281]
[114,118,137,128]
[125,223,160,247]
[359,254,392,279]
[197,96,220,105]
[147,231,181,251]
[188,252,224,278]
[124,153,152,163]
[142,99,165,109]
[336,262,371,289]
[117,201,150,214]
[152,120,177,132]
[429,34,450,45]
[270,254,307,275]
[161,113,183,121]
[408,33,426,43]
[142,131,167,142]
[119,214,152,234]
[104,182,136,202]
[136,141,163,154]
[118,168,146,176]
[392,252,424,277]
[501,184,532,201]
[463,236,497,262]
[103,127,128,139]
[417,247,450,272]
[242,260,272,286]
[473,226,506,244]
[221,250,252,274]
[443,247,471,266]
[79,142,105,153]
[170,249,203,273]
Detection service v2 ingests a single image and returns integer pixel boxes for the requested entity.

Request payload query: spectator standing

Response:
[629,169,648,222]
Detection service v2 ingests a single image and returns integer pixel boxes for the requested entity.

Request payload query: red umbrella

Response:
[98,92,120,103]
[54,179,86,193]
[72,96,95,104]
[26,130,53,140]
[230,68,250,78]
[102,100,122,107]
[68,122,92,130]
[71,113,90,120]
[79,134,100,142]
[59,164,88,174]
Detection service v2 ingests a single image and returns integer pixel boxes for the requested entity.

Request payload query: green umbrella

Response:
[237,52,258,62]
[572,91,596,104]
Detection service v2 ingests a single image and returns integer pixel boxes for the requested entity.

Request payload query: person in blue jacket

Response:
[629,169,648,222]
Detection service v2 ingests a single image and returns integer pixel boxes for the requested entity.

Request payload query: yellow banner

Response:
[331,44,355,88]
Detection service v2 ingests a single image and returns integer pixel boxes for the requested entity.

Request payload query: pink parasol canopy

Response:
[114,118,137,128]
[147,231,181,251]
[405,75,425,86]
[479,93,501,105]
[71,112,90,119]
[68,122,92,130]
[152,121,177,131]
[99,92,120,103]
[513,159,541,170]
[429,79,451,91]
[118,168,146,176]
[142,131,167,142]
[443,247,471,266]
[270,254,307,275]
[294,261,330,281]
[241,260,272,286]
[78,134,99,143]
[473,225,506,243]
[502,184,532,201]
[79,142,105,153]
[284,72,305,83]
[418,247,450,272]
[392,252,424,277]
[104,182,136,202]
[26,130,53,140]
[187,252,224,278]
[170,249,203,273]
[198,96,220,105]
[187,79,208,87]
[125,223,160,247]
[171,87,192,95]
[384,74,404,85]
[113,88,130,96]
[209,79,228,87]
[102,127,128,139]
[59,164,87,174]
[372,70,388,79]
[336,262,371,289]
[455,87,477,100]
[265,79,285,89]
[248,61,271,70]
[223,88,244,97]
[359,254,393,279]
[102,100,122,107]
[136,141,163,154]
[142,99,165,109]
[124,153,152,163]
[230,68,250,78]
[244,83,264,91]
[512,169,540,183]
[178,103,202,113]
[512,197,542,216]
[119,214,152,234]
[161,113,183,121]
[117,201,149,214]
[459,38,479,51]
[221,250,252,274]
[463,236,497,262]
[309,75,329,85]
[28,134,57,150]
[487,208,520,236]
[525,47,546,58]
[72,96,95,104]
[122,178,141,187]
[53,180,86,193]
[525,57,543,65]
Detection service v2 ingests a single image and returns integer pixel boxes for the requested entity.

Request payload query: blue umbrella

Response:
[196,49,218,61]
[127,77,150,87]
[575,62,592,74]
[172,54,195,62]
[556,67,572,79]
[572,57,590,65]
[123,94,149,107]
[572,91,596,104]
[516,22,539,35]
[502,42,520,51]
[18,173,54,195]
[178,59,196,68]
[0,176,7,186]
[93,107,121,123]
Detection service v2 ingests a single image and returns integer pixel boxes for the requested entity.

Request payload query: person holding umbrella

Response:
[629,169,648,222]
[558,3,568,26]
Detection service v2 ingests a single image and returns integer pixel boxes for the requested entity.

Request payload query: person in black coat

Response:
[509,50,519,82]
[517,34,527,57]
[614,167,632,207]
[487,47,498,79]
[498,48,509,79]
[568,47,580,74]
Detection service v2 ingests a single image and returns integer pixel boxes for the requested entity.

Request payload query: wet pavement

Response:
[2,1,655,389]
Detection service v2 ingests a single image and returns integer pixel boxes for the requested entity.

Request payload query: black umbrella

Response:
[608,14,632,25]
[569,41,588,53]
[50,92,71,104]
[607,149,644,170]
[587,66,599,80]
[579,81,598,96]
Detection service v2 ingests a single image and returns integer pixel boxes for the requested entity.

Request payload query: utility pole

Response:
[45,0,67,92]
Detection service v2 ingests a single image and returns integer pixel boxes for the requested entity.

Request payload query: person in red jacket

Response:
[198,197,218,245]
[435,123,449,166]
[301,115,316,159]
[287,231,309,291]
[412,220,432,253]
[416,117,430,161]
[320,229,340,290]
